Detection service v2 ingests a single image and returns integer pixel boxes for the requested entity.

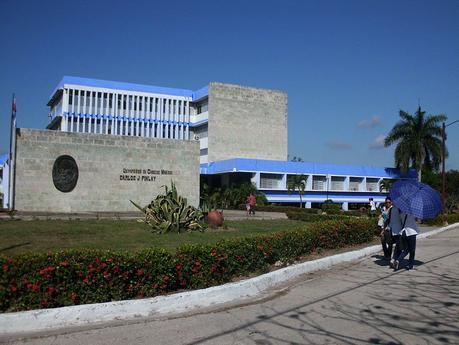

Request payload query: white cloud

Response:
[358,116,381,128]
[326,140,352,150]
[369,134,386,149]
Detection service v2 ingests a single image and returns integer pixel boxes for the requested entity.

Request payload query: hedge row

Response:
[286,211,364,222]
[0,218,376,312]
[422,213,459,226]
[238,204,365,217]
[237,204,319,214]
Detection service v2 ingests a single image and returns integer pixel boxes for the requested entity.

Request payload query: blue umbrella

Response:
[389,180,442,219]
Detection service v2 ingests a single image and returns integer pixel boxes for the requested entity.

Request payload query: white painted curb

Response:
[1,223,457,336]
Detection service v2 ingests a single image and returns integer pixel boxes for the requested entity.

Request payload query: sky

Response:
[1,0,458,170]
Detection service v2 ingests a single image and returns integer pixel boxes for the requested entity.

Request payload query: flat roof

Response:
[200,158,417,179]
[49,76,208,105]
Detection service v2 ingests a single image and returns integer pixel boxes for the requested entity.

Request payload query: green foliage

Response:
[200,182,267,210]
[0,218,375,312]
[321,199,341,214]
[131,182,204,234]
[384,107,447,180]
[422,213,459,226]
[379,179,395,192]
[287,211,345,222]
[238,205,319,214]
[286,209,365,222]
[287,174,307,208]
[445,170,459,199]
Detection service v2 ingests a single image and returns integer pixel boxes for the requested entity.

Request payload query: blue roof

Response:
[0,154,8,166]
[200,158,417,179]
[50,76,208,102]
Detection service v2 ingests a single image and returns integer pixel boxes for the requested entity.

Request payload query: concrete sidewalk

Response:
[3,225,458,344]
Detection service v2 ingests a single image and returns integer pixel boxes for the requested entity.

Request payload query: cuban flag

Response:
[11,95,16,127]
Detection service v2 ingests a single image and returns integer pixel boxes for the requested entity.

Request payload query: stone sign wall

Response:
[14,129,199,213]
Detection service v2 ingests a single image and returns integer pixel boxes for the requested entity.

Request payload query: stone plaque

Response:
[52,155,79,193]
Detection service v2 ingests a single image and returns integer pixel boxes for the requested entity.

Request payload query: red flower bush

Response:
[0,218,375,312]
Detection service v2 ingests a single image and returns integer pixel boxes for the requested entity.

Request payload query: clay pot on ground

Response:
[207,210,224,228]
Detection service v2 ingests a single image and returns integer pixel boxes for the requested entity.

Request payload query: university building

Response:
[1,76,415,212]
[43,76,415,210]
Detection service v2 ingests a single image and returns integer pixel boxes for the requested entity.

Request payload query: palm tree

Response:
[379,179,395,193]
[287,174,307,208]
[384,107,447,181]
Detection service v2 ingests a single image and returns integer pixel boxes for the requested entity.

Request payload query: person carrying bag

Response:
[380,197,394,260]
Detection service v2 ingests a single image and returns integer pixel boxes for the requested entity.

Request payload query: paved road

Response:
[4,227,459,345]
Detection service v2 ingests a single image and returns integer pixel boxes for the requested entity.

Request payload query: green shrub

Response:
[0,218,375,312]
[321,199,342,214]
[238,204,319,213]
[422,213,459,226]
[131,182,204,234]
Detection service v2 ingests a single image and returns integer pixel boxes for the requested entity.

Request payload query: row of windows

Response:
[65,88,190,118]
[260,174,383,191]
[65,117,189,140]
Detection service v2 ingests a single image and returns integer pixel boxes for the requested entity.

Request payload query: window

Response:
[312,176,327,190]
[260,173,283,189]
[197,101,208,114]
[330,177,345,191]
[366,178,379,191]
[349,177,363,191]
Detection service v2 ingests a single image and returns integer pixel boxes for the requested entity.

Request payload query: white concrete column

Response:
[61,89,69,132]
[250,172,261,189]
[135,96,140,136]
[305,201,312,209]
[306,174,313,190]
[77,90,83,133]
[342,202,349,211]
[124,94,129,136]
[69,89,74,132]
[81,90,87,133]
[185,100,190,140]
[164,98,170,139]
[87,92,93,133]
[159,98,163,138]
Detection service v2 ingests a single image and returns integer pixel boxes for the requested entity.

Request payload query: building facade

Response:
[37,76,413,212]
[47,76,287,166]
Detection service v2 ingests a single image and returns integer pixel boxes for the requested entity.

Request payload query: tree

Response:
[287,174,307,208]
[379,179,395,193]
[291,156,304,162]
[384,107,447,181]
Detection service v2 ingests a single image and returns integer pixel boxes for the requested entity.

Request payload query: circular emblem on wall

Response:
[52,155,79,193]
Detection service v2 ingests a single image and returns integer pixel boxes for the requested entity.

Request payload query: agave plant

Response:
[130,182,205,234]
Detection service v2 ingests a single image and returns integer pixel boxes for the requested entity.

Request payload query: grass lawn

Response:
[0,219,304,256]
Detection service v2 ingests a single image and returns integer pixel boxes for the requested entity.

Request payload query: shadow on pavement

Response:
[186,250,459,345]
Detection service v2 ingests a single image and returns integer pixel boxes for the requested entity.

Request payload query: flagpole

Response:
[8,94,16,211]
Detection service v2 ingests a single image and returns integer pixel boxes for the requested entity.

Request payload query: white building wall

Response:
[52,84,193,142]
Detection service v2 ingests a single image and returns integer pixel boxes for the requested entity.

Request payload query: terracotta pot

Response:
[207,210,224,227]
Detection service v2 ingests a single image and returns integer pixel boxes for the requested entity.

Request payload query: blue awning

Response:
[200,158,417,179]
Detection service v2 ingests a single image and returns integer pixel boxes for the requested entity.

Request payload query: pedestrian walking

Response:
[246,192,257,216]
[379,197,393,260]
[394,212,419,270]
[386,202,403,268]
[369,198,376,217]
